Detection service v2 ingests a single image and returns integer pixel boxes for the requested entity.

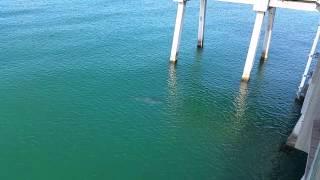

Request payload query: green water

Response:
[0,0,318,179]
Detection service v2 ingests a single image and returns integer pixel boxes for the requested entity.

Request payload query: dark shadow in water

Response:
[194,45,205,63]
[270,89,306,179]
[195,47,204,58]
[256,59,268,81]
[191,47,205,83]
[191,52,203,82]
[269,146,307,180]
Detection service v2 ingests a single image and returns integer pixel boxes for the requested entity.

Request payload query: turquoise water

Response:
[0,0,318,179]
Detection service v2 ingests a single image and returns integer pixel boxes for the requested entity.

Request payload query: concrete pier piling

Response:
[241,12,265,81]
[261,7,276,60]
[170,0,187,62]
[241,0,269,81]
[197,0,207,48]
[170,0,319,81]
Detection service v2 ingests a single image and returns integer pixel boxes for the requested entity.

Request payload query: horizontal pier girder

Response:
[218,0,319,12]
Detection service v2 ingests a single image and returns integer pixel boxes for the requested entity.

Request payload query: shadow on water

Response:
[192,49,204,82]
[256,58,268,81]
[270,144,307,180]
[195,47,204,61]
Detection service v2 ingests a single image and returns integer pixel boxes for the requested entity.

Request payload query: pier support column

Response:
[241,12,265,81]
[261,7,276,60]
[170,0,187,62]
[197,0,207,48]
[241,0,269,81]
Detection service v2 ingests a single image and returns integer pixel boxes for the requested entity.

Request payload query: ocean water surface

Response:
[0,0,319,179]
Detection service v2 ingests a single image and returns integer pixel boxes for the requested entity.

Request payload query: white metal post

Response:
[261,7,276,60]
[241,12,265,81]
[297,25,320,98]
[197,0,207,48]
[170,0,187,62]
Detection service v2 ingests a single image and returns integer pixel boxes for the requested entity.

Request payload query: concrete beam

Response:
[218,0,319,12]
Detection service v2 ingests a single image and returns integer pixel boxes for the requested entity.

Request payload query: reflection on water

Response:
[0,0,312,178]
[167,64,178,109]
[168,64,177,96]
[234,82,249,120]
